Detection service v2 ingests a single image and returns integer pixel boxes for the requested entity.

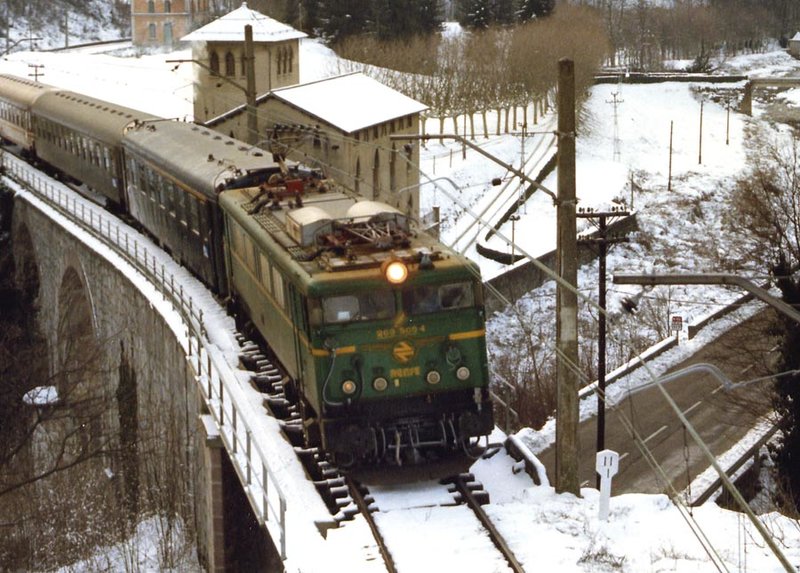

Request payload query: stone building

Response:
[131,0,211,47]
[207,72,428,217]
[181,2,306,126]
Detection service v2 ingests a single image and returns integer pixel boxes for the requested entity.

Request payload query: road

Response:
[537,308,778,495]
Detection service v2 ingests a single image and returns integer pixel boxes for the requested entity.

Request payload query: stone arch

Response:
[56,265,97,406]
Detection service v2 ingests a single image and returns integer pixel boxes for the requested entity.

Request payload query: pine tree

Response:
[458,0,491,29]
[317,0,372,43]
[491,0,516,25]
[518,0,555,22]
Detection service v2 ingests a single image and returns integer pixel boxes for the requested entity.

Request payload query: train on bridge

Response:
[0,74,494,466]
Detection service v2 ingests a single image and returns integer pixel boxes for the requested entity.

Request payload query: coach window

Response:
[167,182,177,217]
[258,253,272,293]
[272,268,285,309]
[189,198,200,234]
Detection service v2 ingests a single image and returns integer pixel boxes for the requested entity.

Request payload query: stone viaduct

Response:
[5,180,285,571]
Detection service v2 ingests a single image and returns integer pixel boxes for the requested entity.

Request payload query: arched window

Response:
[148,23,157,40]
[209,51,220,76]
[165,0,172,12]
[225,51,235,77]
[164,22,173,45]
[354,158,361,195]
[372,149,380,199]
[287,47,294,73]
[277,47,285,74]
[389,144,396,192]
[148,0,155,12]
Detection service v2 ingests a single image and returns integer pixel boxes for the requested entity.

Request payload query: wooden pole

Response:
[245,25,258,145]
[555,58,580,496]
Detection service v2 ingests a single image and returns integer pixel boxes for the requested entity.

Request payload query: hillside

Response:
[1,0,129,53]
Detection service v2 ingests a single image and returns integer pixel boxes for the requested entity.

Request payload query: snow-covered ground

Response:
[4,36,800,572]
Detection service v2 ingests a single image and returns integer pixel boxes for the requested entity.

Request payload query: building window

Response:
[225,51,235,77]
[165,0,172,12]
[148,0,155,12]
[277,47,286,75]
[148,23,157,40]
[209,51,219,76]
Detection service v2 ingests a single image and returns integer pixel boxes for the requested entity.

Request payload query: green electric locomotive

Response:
[220,175,494,465]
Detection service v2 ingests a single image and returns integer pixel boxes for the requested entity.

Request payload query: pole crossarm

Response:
[390,133,559,203]
[613,273,800,325]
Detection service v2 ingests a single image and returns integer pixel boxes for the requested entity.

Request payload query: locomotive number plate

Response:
[376,324,427,340]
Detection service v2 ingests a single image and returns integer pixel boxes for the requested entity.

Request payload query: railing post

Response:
[232,408,238,454]
[268,461,269,521]
[280,497,287,559]
[246,432,252,485]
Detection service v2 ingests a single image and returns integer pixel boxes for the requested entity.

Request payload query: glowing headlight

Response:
[342,380,358,395]
[373,377,389,392]
[456,366,470,381]
[426,370,441,385]
[383,260,409,285]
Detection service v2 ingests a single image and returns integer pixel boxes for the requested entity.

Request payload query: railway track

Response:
[344,462,527,573]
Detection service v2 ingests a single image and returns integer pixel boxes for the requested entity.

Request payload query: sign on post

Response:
[596,449,619,521]
[670,314,688,344]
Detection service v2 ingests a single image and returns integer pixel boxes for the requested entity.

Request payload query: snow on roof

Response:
[181,2,307,43]
[791,32,800,42]
[268,72,428,133]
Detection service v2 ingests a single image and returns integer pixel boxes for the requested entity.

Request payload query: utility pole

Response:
[577,207,630,488]
[244,25,257,145]
[556,58,580,496]
[606,87,623,162]
[668,120,673,192]
[698,99,704,165]
[28,63,44,82]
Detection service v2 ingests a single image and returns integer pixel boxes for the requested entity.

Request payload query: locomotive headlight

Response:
[372,377,389,392]
[383,259,409,285]
[426,370,441,385]
[456,366,471,381]
[341,379,358,395]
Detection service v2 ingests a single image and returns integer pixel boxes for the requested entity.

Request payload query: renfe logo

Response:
[392,340,415,363]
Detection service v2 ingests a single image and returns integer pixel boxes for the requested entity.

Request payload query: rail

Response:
[0,151,289,559]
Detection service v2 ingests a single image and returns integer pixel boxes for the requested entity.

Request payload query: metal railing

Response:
[1,152,289,559]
